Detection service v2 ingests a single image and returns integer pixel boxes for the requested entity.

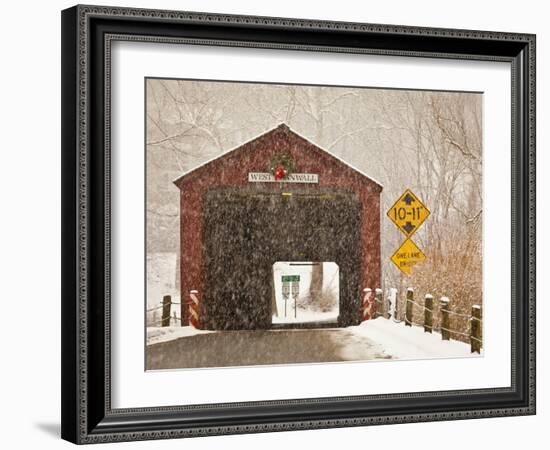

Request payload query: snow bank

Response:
[346,318,477,360]
[272,309,338,324]
[147,326,213,345]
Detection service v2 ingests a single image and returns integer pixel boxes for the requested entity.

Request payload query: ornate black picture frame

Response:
[61,4,536,444]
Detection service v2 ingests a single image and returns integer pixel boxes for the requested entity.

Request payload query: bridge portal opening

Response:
[271,261,340,325]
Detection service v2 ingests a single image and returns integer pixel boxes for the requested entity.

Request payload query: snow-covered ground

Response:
[272,309,338,324]
[345,318,476,360]
[147,326,212,345]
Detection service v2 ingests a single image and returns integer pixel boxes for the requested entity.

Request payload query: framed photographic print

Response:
[61,4,536,444]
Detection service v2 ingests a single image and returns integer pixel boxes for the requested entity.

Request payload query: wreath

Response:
[269,153,294,181]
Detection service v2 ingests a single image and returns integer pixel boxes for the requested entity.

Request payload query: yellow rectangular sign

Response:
[387,189,430,237]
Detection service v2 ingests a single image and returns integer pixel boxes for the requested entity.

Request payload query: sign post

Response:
[282,275,300,319]
[291,280,299,319]
[282,281,290,317]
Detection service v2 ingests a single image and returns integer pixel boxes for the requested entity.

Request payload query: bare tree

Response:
[309,263,323,304]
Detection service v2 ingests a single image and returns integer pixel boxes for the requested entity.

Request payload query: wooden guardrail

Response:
[367,287,483,354]
[146,294,181,327]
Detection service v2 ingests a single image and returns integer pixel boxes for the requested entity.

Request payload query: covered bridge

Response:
[173,124,382,330]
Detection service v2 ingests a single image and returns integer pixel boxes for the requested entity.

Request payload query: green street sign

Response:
[282,275,300,282]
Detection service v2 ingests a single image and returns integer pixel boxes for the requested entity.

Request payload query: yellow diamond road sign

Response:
[391,239,426,275]
[387,189,430,237]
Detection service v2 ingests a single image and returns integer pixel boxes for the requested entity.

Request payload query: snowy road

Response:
[146,319,475,370]
[146,328,391,370]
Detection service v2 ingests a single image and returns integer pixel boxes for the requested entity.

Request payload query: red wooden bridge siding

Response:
[173,124,382,326]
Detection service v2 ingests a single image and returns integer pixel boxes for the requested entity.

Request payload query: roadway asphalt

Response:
[146,328,391,370]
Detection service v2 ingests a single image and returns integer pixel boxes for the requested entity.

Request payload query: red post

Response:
[188,290,200,328]
[362,288,373,321]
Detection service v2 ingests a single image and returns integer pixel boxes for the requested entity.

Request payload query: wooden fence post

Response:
[162,295,171,327]
[405,288,413,327]
[440,297,450,340]
[424,294,433,333]
[471,305,482,353]
[375,288,383,318]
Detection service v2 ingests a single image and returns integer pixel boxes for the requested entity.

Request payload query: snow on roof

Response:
[172,123,384,188]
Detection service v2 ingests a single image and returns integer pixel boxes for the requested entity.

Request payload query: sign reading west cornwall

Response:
[387,189,430,237]
[390,239,426,275]
[248,172,319,183]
